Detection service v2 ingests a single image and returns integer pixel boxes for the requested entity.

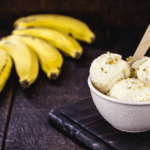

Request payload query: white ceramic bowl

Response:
[88,76,150,133]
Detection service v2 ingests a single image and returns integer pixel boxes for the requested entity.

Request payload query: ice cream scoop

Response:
[108,78,150,102]
[90,52,130,94]
[131,57,150,83]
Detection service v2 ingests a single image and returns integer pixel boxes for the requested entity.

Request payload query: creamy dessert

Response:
[90,52,130,94]
[90,52,150,102]
[108,78,150,102]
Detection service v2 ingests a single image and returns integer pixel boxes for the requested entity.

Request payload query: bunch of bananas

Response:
[0,14,95,91]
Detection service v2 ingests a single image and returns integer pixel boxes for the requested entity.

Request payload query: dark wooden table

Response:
[0,26,148,150]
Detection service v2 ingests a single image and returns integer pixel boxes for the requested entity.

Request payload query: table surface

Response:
[0,26,148,150]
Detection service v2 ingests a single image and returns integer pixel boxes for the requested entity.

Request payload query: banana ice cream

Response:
[131,57,150,83]
[108,78,150,102]
[90,52,131,94]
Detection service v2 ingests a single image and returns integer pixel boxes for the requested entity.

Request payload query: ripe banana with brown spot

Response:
[0,38,39,89]
[12,28,83,59]
[6,35,63,79]
[13,14,96,44]
[0,49,12,92]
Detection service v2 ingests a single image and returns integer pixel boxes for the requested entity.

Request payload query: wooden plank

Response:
[0,70,15,150]
[4,29,107,150]
[3,68,92,150]
[61,98,150,150]
[49,98,114,150]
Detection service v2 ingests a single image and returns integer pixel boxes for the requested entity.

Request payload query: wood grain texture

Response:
[0,70,15,150]
[0,0,150,28]
[4,30,106,150]
[61,98,150,150]
[0,29,15,150]
[49,98,115,150]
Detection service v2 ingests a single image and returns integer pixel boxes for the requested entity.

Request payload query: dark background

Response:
[0,0,150,150]
[0,0,150,29]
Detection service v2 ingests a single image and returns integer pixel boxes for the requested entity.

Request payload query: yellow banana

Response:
[0,38,39,89]
[0,49,12,92]
[6,35,63,79]
[14,14,96,44]
[12,28,83,59]
[0,49,7,73]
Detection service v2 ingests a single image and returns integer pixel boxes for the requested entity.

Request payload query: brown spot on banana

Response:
[68,33,73,37]
[75,52,82,59]
[26,26,35,29]
[49,73,58,80]
[91,36,96,44]
[0,65,6,75]
[20,35,36,39]
[20,80,29,89]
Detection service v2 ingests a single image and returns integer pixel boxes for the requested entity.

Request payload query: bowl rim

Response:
[88,76,150,106]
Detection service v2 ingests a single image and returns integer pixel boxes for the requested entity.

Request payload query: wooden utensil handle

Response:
[130,25,150,64]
